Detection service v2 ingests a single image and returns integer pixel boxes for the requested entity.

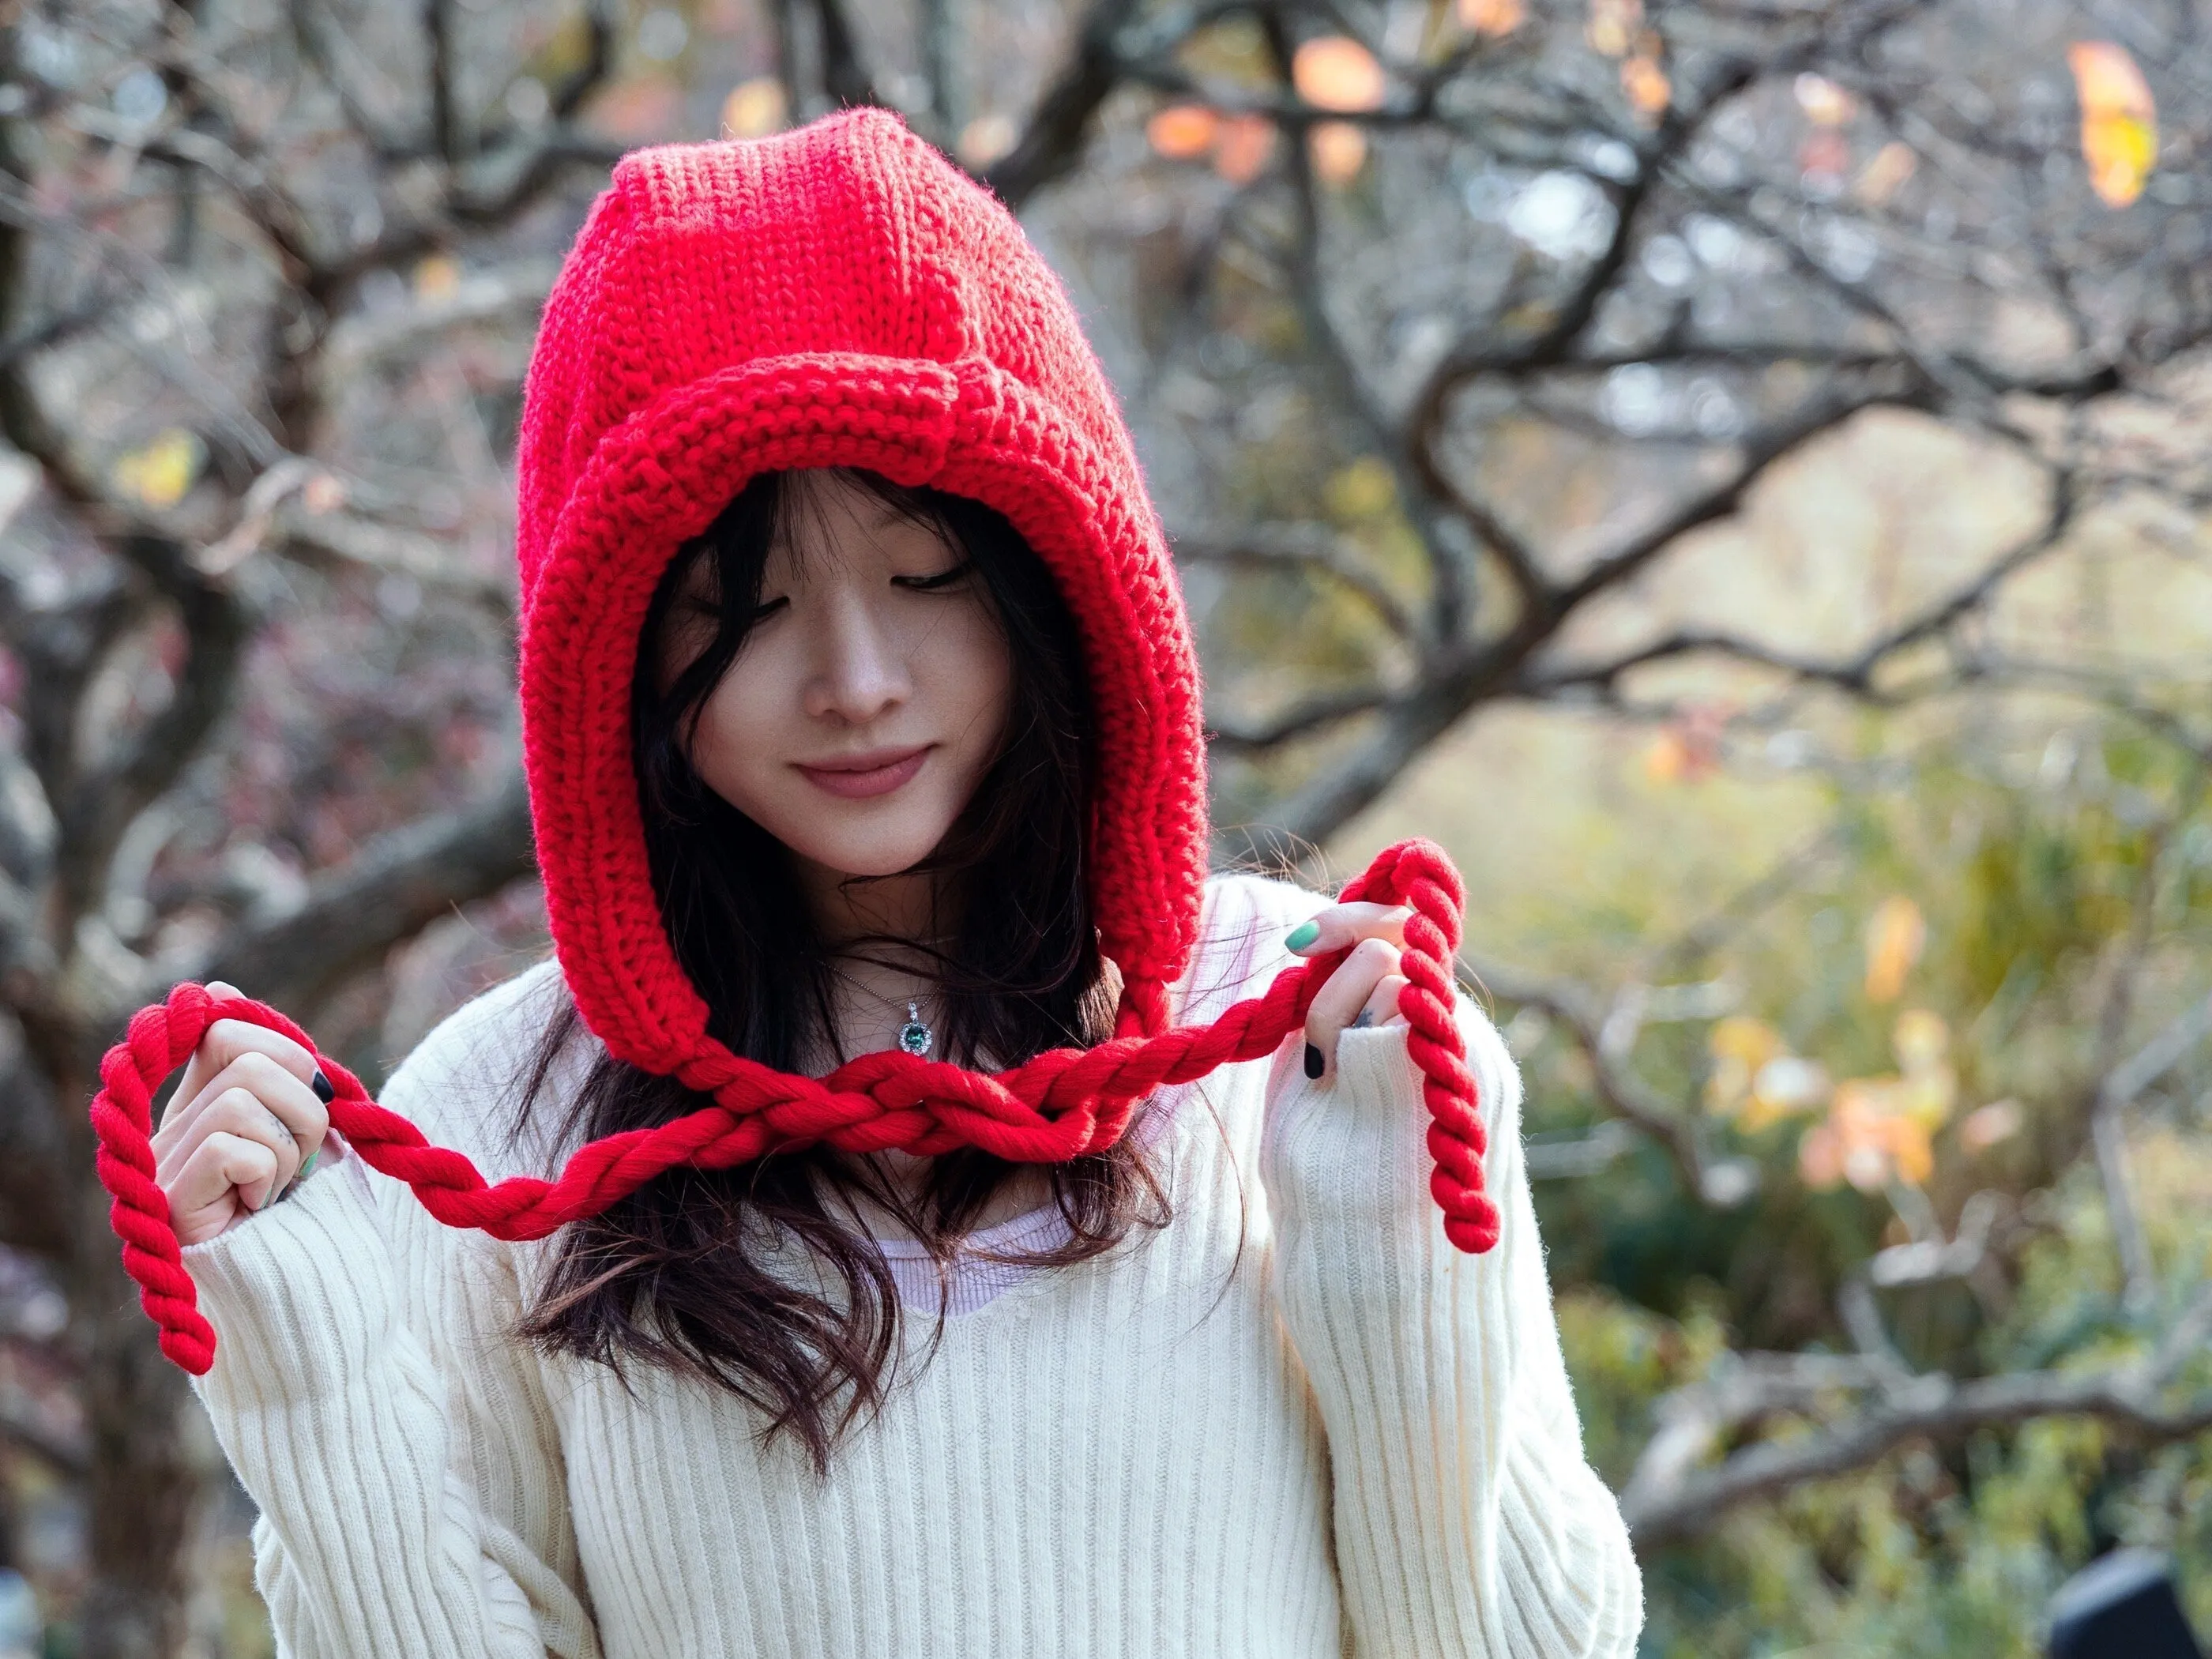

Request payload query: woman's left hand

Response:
[1285,903,1413,1082]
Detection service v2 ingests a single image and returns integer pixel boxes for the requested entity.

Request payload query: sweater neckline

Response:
[867,1200,1073,1261]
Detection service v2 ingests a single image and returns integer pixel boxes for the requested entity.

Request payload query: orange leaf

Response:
[1212,113,1277,183]
[2068,42,2157,208]
[1864,895,1925,1003]
[1885,1116,1934,1187]
[1621,55,1671,120]
[1642,729,1687,784]
[1458,0,1526,37]
[1793,73,1856,127]
[1586,0,1642,58]
[1146,103,1220,160]
[720,76,786,138]
[1308,120,1368,183]
[1293,36,1386,113]
[957,113,1018,168]
[413,254,461,302]
[1854,141,1917,206]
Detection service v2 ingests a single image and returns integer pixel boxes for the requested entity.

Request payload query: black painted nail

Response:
[1304,1042,1324,1080]
[311,1069,333,1103]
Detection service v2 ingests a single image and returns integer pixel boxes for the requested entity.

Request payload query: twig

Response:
[1623,1319,2212,1548]
[1174,524,1420,642]
[201,770,536,1012]
[983,0,1149,210]
[1467,954,1750,1208]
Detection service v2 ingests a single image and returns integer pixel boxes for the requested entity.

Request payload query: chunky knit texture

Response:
[182,873,1642,1658]
[91,111,1503,1377]
[513,105,1208,1067]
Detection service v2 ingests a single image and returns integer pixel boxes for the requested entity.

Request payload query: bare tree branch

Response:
[814,0,884,114]
[1175,523,1419,641]
[47,535,250,935]
[1206,686,1394,751]
[201,769,536,1013]
[1623,1324,2212,1548]
[424,0,463,164]
[983,0,1148,210]
[1467,955,1751,1208]
[1515,468,2078,701]
[547,0,620,122]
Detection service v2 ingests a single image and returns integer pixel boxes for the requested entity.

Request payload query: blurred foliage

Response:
[1510,709,2212,1654]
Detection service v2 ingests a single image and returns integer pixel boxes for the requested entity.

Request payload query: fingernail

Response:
[1304,1042,1324,1079]
[1285,920,1321,952]
[311,1070,333,1103]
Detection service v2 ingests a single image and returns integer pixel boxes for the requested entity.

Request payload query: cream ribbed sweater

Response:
[183,873,1642,1657]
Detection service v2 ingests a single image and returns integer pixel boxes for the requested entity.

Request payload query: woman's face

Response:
[653,471,1014,886]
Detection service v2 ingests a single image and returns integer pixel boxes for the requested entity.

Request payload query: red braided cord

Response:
[90,840,1499,1375]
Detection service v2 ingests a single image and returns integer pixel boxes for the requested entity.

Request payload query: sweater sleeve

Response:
[1260,990,1643,1658]
[179,991,601,1659]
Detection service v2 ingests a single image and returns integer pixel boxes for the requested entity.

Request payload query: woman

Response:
[154,108,1641,1656]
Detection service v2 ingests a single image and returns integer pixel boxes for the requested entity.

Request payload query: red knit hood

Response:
[512,107,1208,1078]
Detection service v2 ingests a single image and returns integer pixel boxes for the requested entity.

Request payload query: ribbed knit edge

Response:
[180,1149,394,1403]
[1262,982,1644,1657]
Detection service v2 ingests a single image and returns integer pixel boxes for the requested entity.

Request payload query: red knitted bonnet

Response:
[513,107,1209,1074]
[86,117,1505,1381]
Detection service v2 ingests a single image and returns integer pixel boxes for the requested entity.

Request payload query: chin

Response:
[777,808,960,882]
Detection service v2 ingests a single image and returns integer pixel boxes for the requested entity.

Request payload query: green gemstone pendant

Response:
[897,1000,934,1058]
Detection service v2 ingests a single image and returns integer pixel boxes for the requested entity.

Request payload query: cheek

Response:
[939,605,1015,750]
[685,655,786,807]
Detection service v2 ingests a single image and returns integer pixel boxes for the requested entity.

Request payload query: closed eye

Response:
[893,562,975,592]
[683,594,787,626]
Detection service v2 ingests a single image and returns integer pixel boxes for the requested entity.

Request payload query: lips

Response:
[793,745,932,800]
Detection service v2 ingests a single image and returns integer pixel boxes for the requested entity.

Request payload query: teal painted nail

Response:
[273,1150,317,1205]
[1285,920,1321,951]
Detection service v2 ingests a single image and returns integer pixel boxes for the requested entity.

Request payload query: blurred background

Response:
[1,0,2209,1653]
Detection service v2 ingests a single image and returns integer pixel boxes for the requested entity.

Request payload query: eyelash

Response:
[692,562,972,624]
[893,562,974,592]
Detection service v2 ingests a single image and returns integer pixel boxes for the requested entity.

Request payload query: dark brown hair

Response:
[510,468,1172,1469]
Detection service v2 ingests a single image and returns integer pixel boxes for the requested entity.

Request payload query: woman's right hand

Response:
[154,981,334,1246]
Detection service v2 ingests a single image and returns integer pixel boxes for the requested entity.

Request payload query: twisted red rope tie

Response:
[91,839,1498,1375]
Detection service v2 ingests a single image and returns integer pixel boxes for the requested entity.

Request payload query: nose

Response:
[800,586,911,726]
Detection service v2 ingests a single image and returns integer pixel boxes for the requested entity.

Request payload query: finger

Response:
[1302,936,1402,1083]
[164,981,252,1117]
[156,1050,330,1168]
[1356,973,1408,1029]
[156,1087,307,1202]
[1284,902,1412,957]
[167,1130,280,1246]
[159,1015,324,1141]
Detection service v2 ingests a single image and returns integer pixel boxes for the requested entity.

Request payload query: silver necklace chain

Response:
[826,961,936,1060]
